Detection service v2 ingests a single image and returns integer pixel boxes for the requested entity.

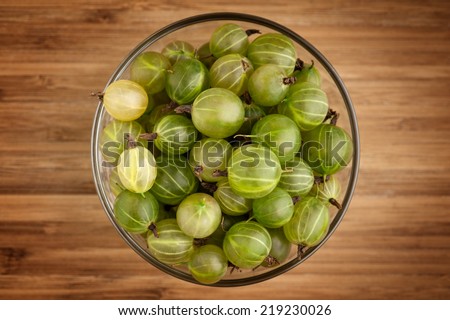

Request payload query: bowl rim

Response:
[91,12,360,287]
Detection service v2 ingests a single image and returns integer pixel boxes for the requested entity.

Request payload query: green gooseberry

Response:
[130,51,171,94]
[310,175,342,209]
[213,179,253,216]
[161,40,196,64]
[283,197,329,247]
[228,144,282,199]
[189,138,233,183]
[147,219,194,265]
[252,187,294,228]
[293,60,321,87]
[223,221,272,269]
[209,23,249,58]
[113,190,159,234]
[191,88,244,139]
[150,156,198,205]
[176,193,222,238]
[278,82,329,131]
[301,123,353,175]
[188,245,228,285]
[209,54,254,96]
[249,114,301,163]
[165,58,209,105]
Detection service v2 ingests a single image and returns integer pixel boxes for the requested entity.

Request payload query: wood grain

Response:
[0,0,449,299]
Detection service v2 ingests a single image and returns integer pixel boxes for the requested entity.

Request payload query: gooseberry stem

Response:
[309,60,315,69]
[193,238,208,247]
[91,91,104,100]
[297,245,306,259]
[124,133,138,149]
[283,76,297,85]
[292,196,301,204]
[295,58,304,71]
[323,108,339,125]
[193,165,204,181]
[148,222,158,238]
[245,29,261,37]
[242,91,252,105]
[241,59,251,72]
[314,175,330,184]
[329,198,342,210]
[139,132,158,141]
[200,181,218,194]
[174,104,192,114]
[212,169,228,178]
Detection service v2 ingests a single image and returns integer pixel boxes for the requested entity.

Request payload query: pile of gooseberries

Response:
[98,23,353,285]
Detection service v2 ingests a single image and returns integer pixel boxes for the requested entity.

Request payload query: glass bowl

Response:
[91,12,360,286]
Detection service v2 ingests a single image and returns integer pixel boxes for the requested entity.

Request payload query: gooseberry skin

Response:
[209,23,249,58]
[113,190,159,234]
[142,103,178,133]
[261,228,292,268]
[191,88,245,139]
[278,82,329,131]
[147,219,194,265]
[283,197,329,247]
[176,193,222,239]
[117,146,157,194]
[213,179,253,216]
[247,64,290,107]
[189,138,233,183]
[228,144,282,199]
[252,187,294,229]
[165,58,210,105]
[150,156,198,206]
[301,124,353,175]
[251,114,301,163]
[161,40,196,64]
[293,62,321,87]
[278,157,315,197]
[130,51,171,94]
[100,120,147,164]
[247,33,297,74]
[209,54,254,96]
[188,245,228,284]
[223,221,272,269]
[103,79,148,121]
[153,115,198,155]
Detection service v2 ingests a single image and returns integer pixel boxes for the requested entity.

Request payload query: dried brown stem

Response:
[139,132,158,141]
[148,222,158,238]
[329,198,342,210]
[245,29,261,37]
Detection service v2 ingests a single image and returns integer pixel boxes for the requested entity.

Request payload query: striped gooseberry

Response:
[142,115,198,155]
[247,64,295,107]
[176,193,221,238]
[283,197,329,247]
[147,219,194,265]
[247,33,297,74]
[161,40,196,64]
[189,138,233,183]
[130,51,171,94]
[223,221,272,269]
[228,144,282,199]
[165,58,209,105]
[140,103,178,132]
[249,114,301,163]
[213,179,253,216]
[252,187,294,228]
[102,80,148,121]
[117,145,157,194]
[191,88,244,139]
[100,119,147,165]
[209,54,254,96]
[310,175,342,209]
[301,123,353,175]
[188,244,228,285]
[278,82,329,131]
[278,157,315,197]
[150,156,198,205]
[209,23,249,58]
[206,213,249,247]
[113,190,159,234]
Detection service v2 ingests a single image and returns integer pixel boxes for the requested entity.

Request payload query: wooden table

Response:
[1,0,449,299]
